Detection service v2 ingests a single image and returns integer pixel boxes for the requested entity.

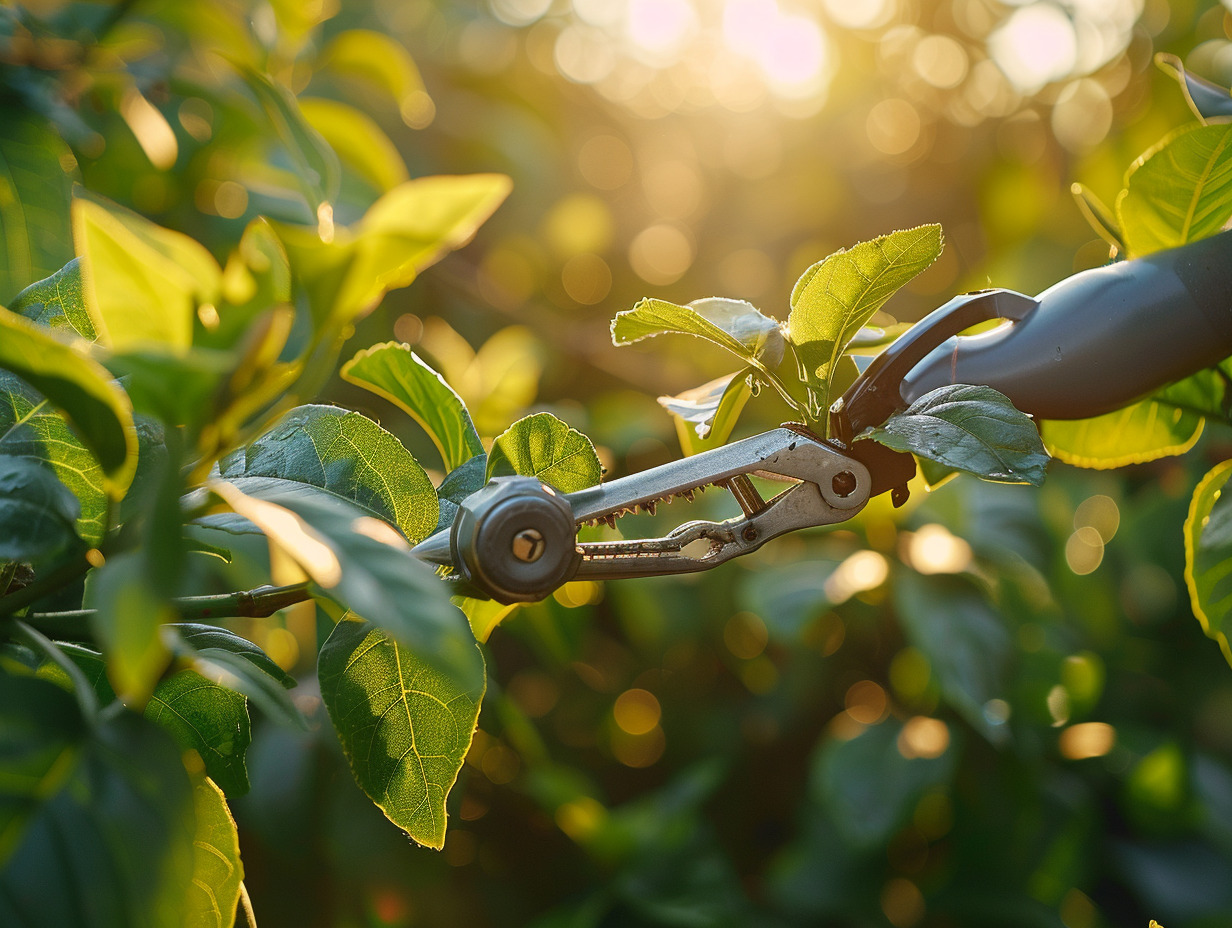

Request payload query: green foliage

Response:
[185,776,244,928]
[864,384,1050,486]
[1041,401,1204,468]
[1185,460,1232,665]
[487,411,603,490]
[0,455,82,564]
[318,616,485,849]
[10,258,95,339]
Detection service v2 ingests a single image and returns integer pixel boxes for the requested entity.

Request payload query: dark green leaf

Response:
[172,624,295,689]
[0,106,75,302]
[9,258,95,340]
[0,455,81,563]
[1185,459,1232,667]
[894,572,1012,743]
[0,305,137,496]
[186,648,304,731]
[210,479,477,683]
[342,343,483,473]
[218,404,438,544]
[1117,121,1232,258]
[787,225,942,416]
[487,412,602,491]
[318,616,485,849]
[104,347,232,433]
[0,370,107,544]
[435,454,487,534]
[186,776,245,928]
[866,384,1049,485]
[611,297,785,367]
[0,672,195,927]
[812,719,955,847]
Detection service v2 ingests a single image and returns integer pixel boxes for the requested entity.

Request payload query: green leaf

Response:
[0,307,137,497]
[105,346,233,433]
[1041,399,1204,469]
[318,28,434,127]
[87,551,174,706]
[658,370,752,457]
[274,174,511,329]
[9,258,96,340]
[183,648,304,731]
[186,776,244,928]
[218,404,438,544]
[210,218,293,351]
[487,411,602,491]
[0,455,82,563]
[1117,121,1232,258]
[865,384,1049,485]
[172,624,295,689]
[148,671,253,798]
[894,572,1012,744]
[1070,183,1125,255]
[435,454,487,534]
[0,105,75,301]
[0,672,195,927]
[235,65,341,215]
[318,615,485,850]
[72,194,221,352]
[812,719,955,848]
[0,370,106,545]
[1184,459,1232,667]
[299,97,409,193]
[611,297,785,368]
[209,479,477,683]
[342,343,483,473]
[787,225,942,416]
[1153,361,1232,423]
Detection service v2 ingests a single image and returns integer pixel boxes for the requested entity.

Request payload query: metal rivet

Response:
[512,528,546,563]
[742,526,758,542]
[832,472,857,498]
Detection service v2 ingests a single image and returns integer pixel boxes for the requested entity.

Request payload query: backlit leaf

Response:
[787,225,942,414]
[1117,121,1232,258]
[1154,361,1232,423]
[1185,459,1232,667]
[0,305,137,496]
[1070,183,1125,255]
[0,672,195,927]
[487,411,602,491]
[172,624,295,689]
[318,28,434,127]
[9,258,95,340]
[1041,399,1204,469]
[342,343,483,473]
[612,297,785,368]
[300,97,408,193]
[87,551,174,706]
[186,776,244,928]
[318,615,485,849]
[865,384,1049,485]
[72,194,221,351]
[658,370,752,456]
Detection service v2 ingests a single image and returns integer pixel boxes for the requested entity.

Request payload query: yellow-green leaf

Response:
[9,258,96,340]
[318,29,434,128]
[318,615,485,849]
[186,776,244,928]
[299,97,409,193]
[487,412,602,492]
[1184,459,1232,667]
[611,297,785,368]
[659,370,752,457]
[1041,400,1204,469]
[0,305,137,496]
[87,551,174,706]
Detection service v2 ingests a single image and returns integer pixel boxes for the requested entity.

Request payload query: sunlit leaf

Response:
[813,719,955,847]
[9,258,95,339]
[1117,121,1232,258]
[612,297,785,368]
[318,28,434,127]
[212,218,293,350]
[183,648,303,731]
[0,305,137,497]
[1041,399,1204,469]
[787,225,942,415]
[0,105,75,301]
[1070,183,1125,255]
[487,411,602,491]
[318,615,485,849]
[0,672,195,926]
[208,480,476,682]
[87,551,174,706]
[659,370,752,456]
[0,455,82,564]
[72,194,221,351]
[300,97,408,193]
[1154,361,1232,423]
[1185,459,1232,667]
[186,776,244,928]
[235,65,341,214]
[894,572,1012,744]
[864,384,1049,485]
[172,624,295,689]
[342,343,483,473]
[218,404,438,544]
[455,596,520,644]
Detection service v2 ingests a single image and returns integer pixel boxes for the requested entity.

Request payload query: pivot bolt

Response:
[511,528,546,563]
[832,471,857,498]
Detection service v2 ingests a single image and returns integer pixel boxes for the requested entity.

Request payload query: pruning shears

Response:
[414,232,1232,604]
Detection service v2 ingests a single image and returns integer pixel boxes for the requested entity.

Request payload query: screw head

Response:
[742,526,758,543]
[832,471,858,498]
[511,528,546,563]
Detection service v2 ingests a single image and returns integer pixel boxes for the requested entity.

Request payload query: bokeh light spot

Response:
[913,34,969,88]
[561,253,613,305]
[724,611,769,660]
[1065,525,1104,575]
[614,688,662,735]
[880,877,926,928]
[866,98,921,156]
[629,223,694,285]
[544,194,614,256]
[578,133,634,189]
[1074,493,1119,542]
[611,724,666,767]
[897,716,950,759]
[825,550,889,602]
[845,679,888,724]
[988,3,1078,94]
[823,0,894,31]
[904,523,973,574]
[1059,721,1116,760]
[627,0,696,56]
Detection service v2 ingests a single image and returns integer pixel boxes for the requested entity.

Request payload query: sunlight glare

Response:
[627,0,697,56]
[988,3,1078,93]
[822,0,893,31]
[757,14,829,93]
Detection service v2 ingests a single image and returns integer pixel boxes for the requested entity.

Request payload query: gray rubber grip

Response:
[902,232,1232,420]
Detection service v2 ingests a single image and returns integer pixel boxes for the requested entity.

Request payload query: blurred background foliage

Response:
[4,0,1232,926]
